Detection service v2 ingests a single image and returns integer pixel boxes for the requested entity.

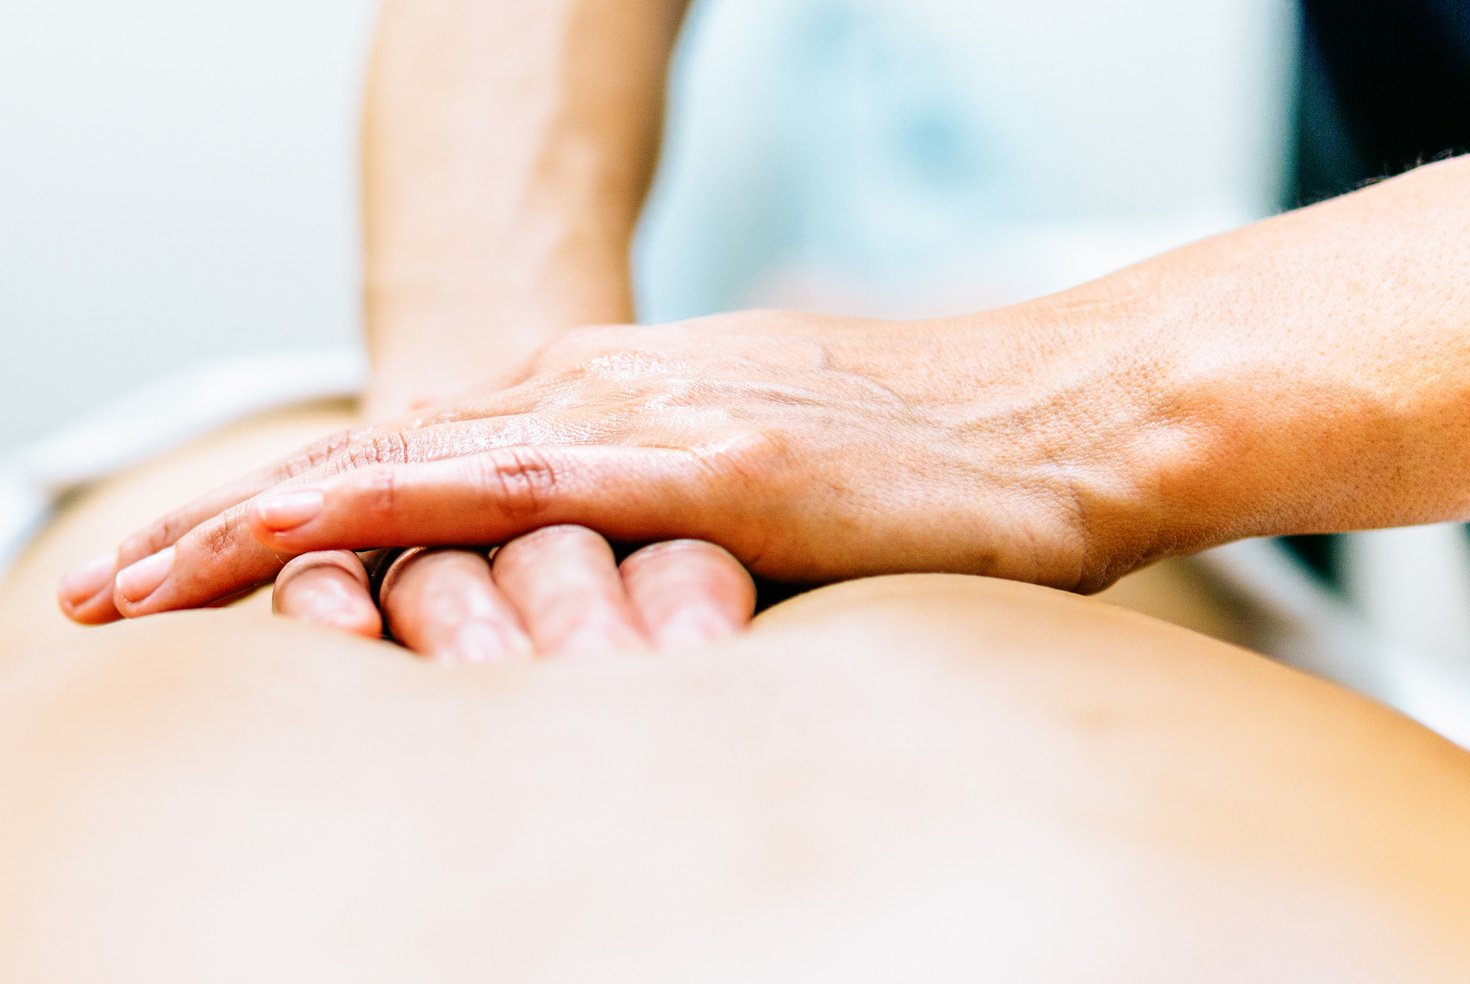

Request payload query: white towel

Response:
[0,348,366,574]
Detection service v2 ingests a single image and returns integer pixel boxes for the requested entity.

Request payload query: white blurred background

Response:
[0,0,377,454]
[0,0,1299,455]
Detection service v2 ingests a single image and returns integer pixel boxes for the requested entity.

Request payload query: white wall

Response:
[0,0,378,455]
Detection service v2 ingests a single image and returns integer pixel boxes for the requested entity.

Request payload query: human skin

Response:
[18,0,1470,970]
[6,409,1470,979]
[269,530,756,664]
[64,154,1470,618]
[4,409,1470,979]
[361,0,689,417]
[21,408,746,667]
[283,0,697,655]
[275,0,732,661]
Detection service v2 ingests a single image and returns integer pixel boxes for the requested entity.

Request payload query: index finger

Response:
[111,442,761,617]
[111,500,294,618]
[110,387,565,575]
[89,409,589,620]
[59,426,366,624]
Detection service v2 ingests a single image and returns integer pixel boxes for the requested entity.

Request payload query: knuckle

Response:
[473,448,560,521]
[360,465,401,524]
[622,538,720,570]
[285,428,360,476]
[335,430,413,472]
[497,524,597,571]
[281,549,361,578]
[195,510,245,567]
[274,550,361,598]
[695,429,787,487]
[547,364,599,393]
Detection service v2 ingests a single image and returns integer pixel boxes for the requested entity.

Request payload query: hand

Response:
[60,304,1168,623]
[271,527,755,662]
[237,0,695,657]
[63,158,1470,623]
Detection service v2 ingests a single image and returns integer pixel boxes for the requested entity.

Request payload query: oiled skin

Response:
[4,408,1470,981]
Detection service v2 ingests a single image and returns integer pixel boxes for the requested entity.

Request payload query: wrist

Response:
[1059,206,1470,568]
[363,235,635,419]
[978,278,1228,587]
[930,292,1180,590]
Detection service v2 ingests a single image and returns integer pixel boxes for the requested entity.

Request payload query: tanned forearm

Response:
[362,0,691,417]
[1029,155,1470,572]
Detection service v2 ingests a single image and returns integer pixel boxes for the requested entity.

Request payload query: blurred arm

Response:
[362,0,691,417]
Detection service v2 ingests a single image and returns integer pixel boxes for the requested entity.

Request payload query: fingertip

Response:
[309,600,384,639]
[252,489,325,534]
[380,548,533,665]
[57,552,123,624]
[57,590,125,625]
[58,552,115,602]
[273,552,382,638]
[113,546,176,608]
[621,539,756,650]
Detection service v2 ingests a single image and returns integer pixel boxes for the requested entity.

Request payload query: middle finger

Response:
[272,549,383,638]
[491,525,650,658]
[379,548,533,665]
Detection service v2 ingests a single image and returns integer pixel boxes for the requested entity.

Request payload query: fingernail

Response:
[254,489,324,533]
[58,552,117,606]
[313,601,383,638]
[444,621,531,665]
[115,547,175,604]
[654,610,738,650]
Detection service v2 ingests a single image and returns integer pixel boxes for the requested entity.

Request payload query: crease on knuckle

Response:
[361,465,401,527]
[286,428,361,476]
[475,448,559,522]
[337,430,413,472]
[194,509,247,570]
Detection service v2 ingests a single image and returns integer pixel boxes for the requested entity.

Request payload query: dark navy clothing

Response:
[1294,0,1470,204]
